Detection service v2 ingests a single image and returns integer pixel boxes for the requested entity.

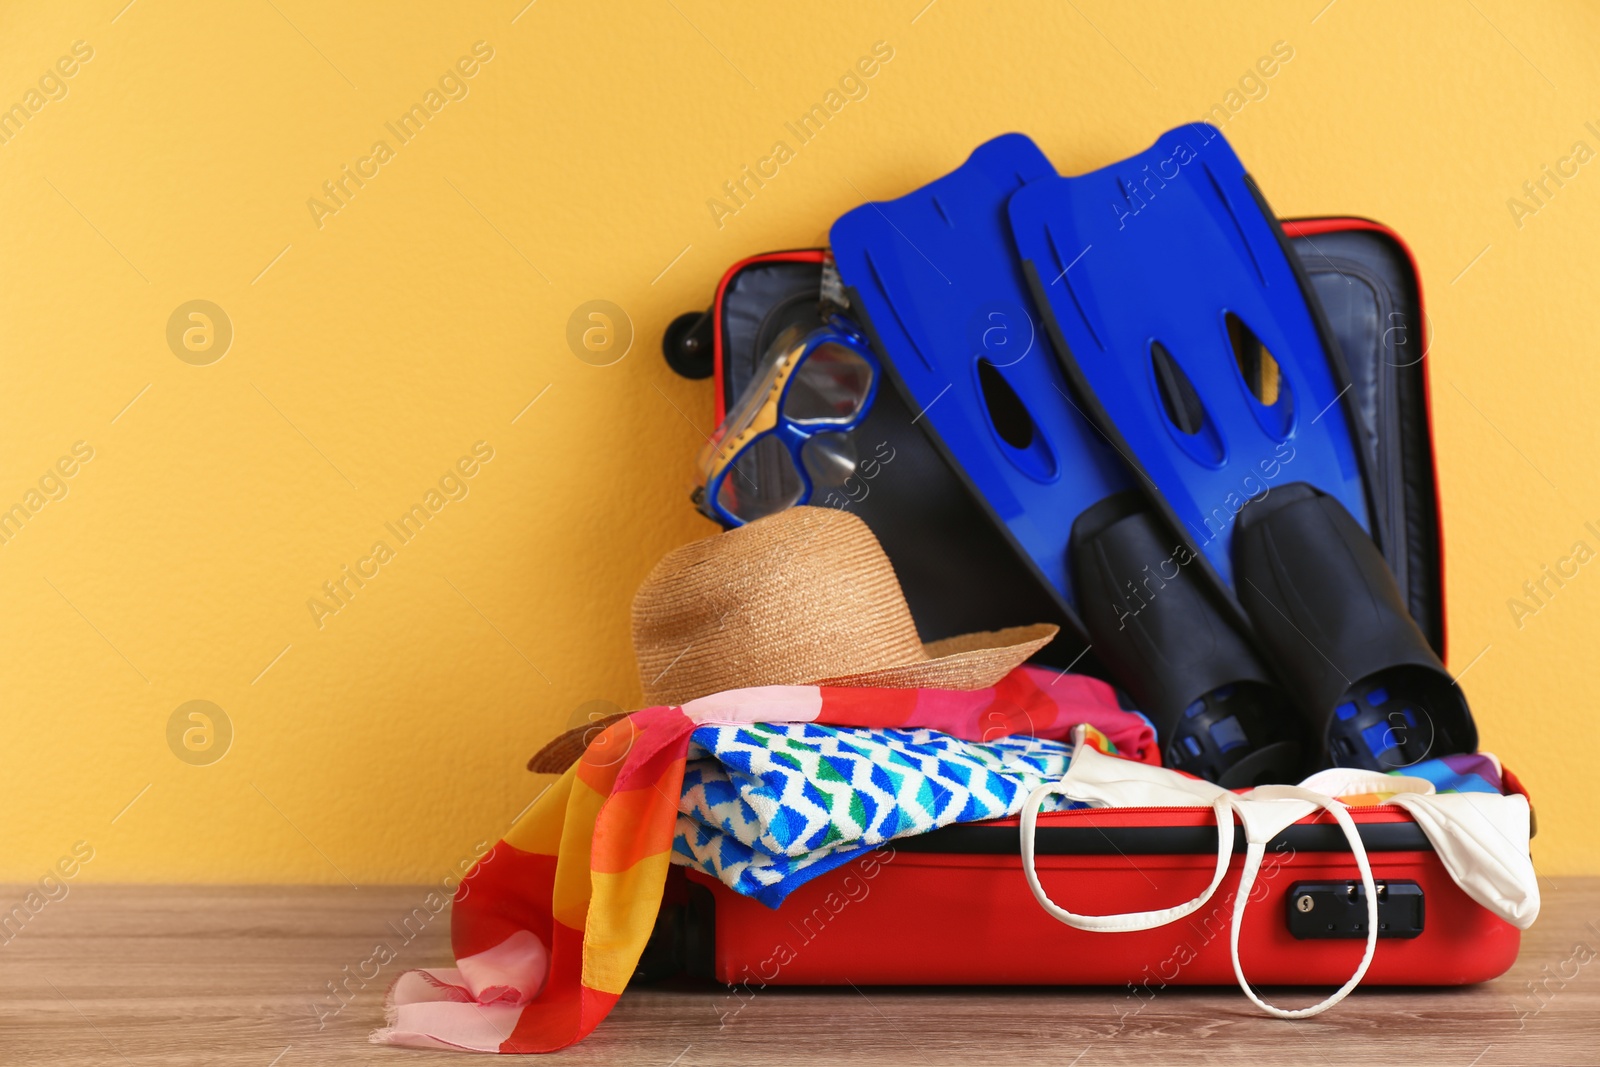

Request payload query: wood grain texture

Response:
[0,880,1595,1066]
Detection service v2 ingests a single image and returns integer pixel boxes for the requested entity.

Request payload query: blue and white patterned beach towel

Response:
[671,720,1084,907]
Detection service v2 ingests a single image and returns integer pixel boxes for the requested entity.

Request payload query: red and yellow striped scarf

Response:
[372,667,1155,1053]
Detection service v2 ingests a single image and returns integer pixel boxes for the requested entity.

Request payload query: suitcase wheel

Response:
[663,310,715,380]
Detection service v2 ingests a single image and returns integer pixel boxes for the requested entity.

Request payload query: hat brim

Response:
[805,623,1059,692]
[526,711,628,774]
[526,623,1058,774]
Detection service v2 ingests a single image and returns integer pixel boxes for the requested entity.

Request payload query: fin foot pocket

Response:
[1071,491,1306,786]
[1232,483,1478,771]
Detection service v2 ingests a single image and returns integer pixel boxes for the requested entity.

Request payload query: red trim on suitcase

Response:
[711,249,828,424]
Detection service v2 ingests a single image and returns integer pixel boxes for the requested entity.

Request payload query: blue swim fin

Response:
[830,133,1133,628]
[1008,125,1375,611]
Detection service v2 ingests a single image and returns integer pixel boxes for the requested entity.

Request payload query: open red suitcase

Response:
[656,800,1527,989]
[648,219,1528,989]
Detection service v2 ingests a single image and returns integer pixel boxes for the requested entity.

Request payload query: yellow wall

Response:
[2,1,1595,882]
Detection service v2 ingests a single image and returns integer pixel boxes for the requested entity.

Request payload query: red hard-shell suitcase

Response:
[650,219,1524,987]
[670,801,1525,988]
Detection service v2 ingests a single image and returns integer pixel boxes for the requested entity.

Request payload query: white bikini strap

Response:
[1020,780,1379,1018]
[1228,785,1378,1018]
[1019,778,1236,932]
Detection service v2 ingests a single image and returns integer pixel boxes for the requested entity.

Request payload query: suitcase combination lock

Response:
[1285,880,1424,939]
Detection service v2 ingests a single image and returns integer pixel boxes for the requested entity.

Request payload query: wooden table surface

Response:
[1,880,1594,1066]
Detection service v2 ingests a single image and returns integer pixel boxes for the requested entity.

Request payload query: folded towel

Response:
[673,721,1123,905]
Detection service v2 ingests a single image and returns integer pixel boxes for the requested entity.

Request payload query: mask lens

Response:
[781,342,875,424]
[715,433,804,523]
[799,431,859,491]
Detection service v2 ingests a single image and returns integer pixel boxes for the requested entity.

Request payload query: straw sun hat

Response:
[528,506,1055,772]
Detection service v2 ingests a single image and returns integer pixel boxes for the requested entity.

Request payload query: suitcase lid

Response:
[689,217,1446,662]
[1282,218,1444,659]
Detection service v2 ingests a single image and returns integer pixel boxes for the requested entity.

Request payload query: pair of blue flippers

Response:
[830,128,1474,784]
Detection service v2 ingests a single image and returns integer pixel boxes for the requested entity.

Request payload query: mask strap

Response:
[1019,779,1235,932]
